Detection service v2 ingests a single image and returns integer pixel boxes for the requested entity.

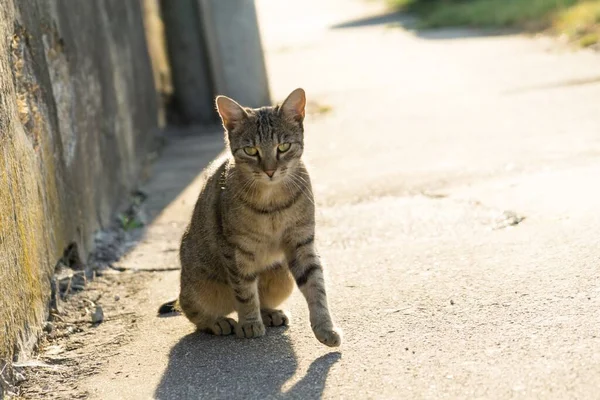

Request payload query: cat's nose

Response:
[264,170,275,178]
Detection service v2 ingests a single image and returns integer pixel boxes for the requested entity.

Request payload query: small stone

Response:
[494,210,525,229]
[450,299,455,305]
[14,371,26,383]
[114,295,120,301]
[91,305,104,324]
[43,322,54,333]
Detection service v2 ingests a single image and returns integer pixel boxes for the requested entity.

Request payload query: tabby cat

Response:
[158,88,341,347]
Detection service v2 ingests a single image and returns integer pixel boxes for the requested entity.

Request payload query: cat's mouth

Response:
[262,172,283,182]
[254,169,287,184]
[249,166,291,184]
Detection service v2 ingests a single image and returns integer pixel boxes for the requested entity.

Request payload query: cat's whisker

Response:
[288,174,315,206]
[292,171,311,185]
[231,179,258,212]
[231,178,253,201]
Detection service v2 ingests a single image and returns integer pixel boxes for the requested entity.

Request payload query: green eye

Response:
[244,147,258,156]
[277,143,291,153]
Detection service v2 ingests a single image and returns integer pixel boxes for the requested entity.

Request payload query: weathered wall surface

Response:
[142,0,172,128]
[0,0,157,372]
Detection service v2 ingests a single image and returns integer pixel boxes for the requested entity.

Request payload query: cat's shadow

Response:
[154,328,340,400]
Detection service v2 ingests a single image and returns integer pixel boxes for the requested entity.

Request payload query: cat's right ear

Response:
[216,96,248,132]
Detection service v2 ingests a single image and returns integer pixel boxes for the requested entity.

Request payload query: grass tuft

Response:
[390,0,600,47]
[555,1,600,44]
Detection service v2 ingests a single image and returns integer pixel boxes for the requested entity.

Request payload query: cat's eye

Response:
[244,147,258,156]
[277,143,291,153]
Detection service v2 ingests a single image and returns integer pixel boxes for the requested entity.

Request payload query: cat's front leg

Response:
[225,246,265,338]
[288,234,342,347]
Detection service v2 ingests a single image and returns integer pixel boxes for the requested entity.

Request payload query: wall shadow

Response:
[330,10,413,29]
[142,125,224,222]
[330,9,518,40]
[155,330,341,399]
[87,125,225,272]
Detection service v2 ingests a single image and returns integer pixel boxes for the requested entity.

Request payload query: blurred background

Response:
[2,0,600,398]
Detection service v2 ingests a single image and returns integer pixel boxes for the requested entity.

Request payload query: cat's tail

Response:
[157,298,180,315]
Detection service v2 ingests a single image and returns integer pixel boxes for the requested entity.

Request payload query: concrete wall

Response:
[160,0,215,124]
[142,0,172,128]
[157,0,271,124]
[200,0,271,108]
[0,0,157,370]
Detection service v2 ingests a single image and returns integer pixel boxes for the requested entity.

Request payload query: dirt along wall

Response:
[0,0,158,390]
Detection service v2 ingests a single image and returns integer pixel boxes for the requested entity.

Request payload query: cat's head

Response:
[216,88,306,184]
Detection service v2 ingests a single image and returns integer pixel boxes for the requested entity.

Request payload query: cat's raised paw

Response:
[261,309,290,327]
[235,319,266,338]
[313,325,342,347]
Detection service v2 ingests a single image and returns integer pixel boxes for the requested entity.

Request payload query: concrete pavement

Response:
[82,0,600,398]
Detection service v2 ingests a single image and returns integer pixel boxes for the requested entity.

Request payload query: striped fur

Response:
[166,89,341,346]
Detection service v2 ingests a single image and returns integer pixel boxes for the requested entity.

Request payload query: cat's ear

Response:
[216,95,248,132]
[280,88,306,123]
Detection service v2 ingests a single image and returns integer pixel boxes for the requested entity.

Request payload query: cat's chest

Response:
[253,213,289,237]
[248,214,291,266]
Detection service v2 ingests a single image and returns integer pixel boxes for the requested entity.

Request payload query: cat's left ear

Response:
[280,88,306,123]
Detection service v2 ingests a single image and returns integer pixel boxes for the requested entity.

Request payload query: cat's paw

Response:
[261,309,290,327]
[208,317,236,336]
[313,324,342,347]
[235,319,266,338]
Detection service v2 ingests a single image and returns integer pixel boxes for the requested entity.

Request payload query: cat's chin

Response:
[259,176,283,186]
[251,172,287,185]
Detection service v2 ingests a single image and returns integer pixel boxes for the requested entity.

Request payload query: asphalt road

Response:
[83,1,600,398]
